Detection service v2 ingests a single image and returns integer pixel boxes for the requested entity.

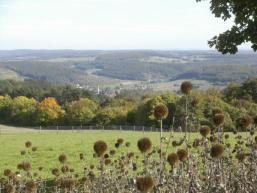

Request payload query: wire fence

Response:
[31,125,174,132]
[0,124,186,135]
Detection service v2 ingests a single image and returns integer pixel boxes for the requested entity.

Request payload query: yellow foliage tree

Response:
[37,97,64,125]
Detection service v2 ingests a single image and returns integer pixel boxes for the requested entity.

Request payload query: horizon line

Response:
[0,48,254,52]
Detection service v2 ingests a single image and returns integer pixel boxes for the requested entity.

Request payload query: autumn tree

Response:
[197,0,257,54]
[37,97,64,125]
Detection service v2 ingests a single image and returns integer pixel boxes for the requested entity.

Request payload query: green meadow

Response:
[0,125,243,178]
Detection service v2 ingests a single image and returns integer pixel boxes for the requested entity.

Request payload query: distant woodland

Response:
[0,77,256,131]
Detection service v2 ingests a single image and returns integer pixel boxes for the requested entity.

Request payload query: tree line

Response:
[0,78,256,130]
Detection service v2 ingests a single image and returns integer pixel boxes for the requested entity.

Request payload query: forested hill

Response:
[0,50,256,89]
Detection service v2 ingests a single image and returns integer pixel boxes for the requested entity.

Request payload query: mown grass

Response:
[0,126,242,179]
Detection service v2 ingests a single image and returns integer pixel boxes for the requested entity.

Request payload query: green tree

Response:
[197,0,257,54]
[240,77,257,102]
[95,107,127,125]
[224,82,241,102]
[224,78,257,103]
[0,95,12,123]
[133,93,177,127]
[66,98,98,125]
[10,96,37,125]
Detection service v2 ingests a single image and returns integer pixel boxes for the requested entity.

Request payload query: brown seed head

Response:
[25,141,32,148]
[125,142,131,147]
[4,184,15,193]
[210,144,224,158]
[212,108,223,117]
[154,104,169,120]
[213,113,225,126]
[167,153,179,166]
[137,138,152,153]
[52,168,60,176]
[200,126,211,137]
[117,138,124,145]
[25,181,38,192]
[104,159,112,165]
[90,165,95,170]
[69,168,75,173]
[21,162,32,171]
[20,150,26,156]
[32,146,38,152]
[93,140,108,157]
[4,169,12,177]
[110,149,116,156]
[236,115,253,129]
[177,149,188,161]
[59,154,68,163]
[172,141,178,147]
[136,176,155,193]
[181,81,193,95]
[79,153,84,160]
[115,142,120,148]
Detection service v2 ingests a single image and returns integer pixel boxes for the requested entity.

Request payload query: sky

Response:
[0,0,250,50]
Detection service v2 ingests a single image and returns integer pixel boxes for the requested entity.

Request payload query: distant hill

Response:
[0,50,256,90]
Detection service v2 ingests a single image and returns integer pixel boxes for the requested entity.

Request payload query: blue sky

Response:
[0,0,249,50]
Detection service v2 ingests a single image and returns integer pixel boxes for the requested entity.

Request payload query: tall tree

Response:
[197,0,257,54]
[37,97,64,125]
[10,96,37,125]
[66,98,98,125]
[0,95,12,123]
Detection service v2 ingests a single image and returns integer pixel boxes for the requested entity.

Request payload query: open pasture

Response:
[0,125,242,178]
[0,124,255,193]
[0,126,194,178]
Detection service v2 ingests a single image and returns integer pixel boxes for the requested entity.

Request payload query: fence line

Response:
[28,125,177,132]
[0,125,195,135]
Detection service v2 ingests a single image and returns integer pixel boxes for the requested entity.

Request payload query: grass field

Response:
[0,125,243,179]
